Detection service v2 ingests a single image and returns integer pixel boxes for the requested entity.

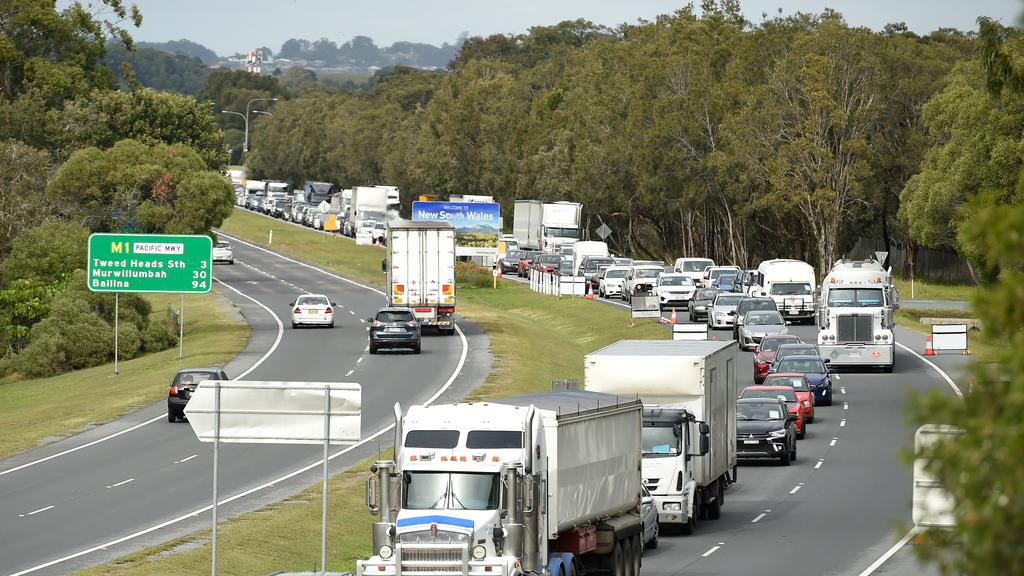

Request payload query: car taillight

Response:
[294,307,301,314]
[169,385,177,396]
[325,306,333,314]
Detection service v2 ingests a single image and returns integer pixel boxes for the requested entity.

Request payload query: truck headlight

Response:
[768,429,787,438]
[663,502,682,511]
[472,545,487,560]
[379,545,393,560]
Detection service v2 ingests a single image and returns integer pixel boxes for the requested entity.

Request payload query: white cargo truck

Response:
[753,259,817,323]
[584,339,736,535]
[359,391,645,576]
[386,221,458,335]
[350,186,389,238]
[816,253,898,371]
[513,200,582,252]
[572,241,609,276]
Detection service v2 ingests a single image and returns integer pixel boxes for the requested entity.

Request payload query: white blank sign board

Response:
[185,381,361,444]
[673,323,709,340]
[932,324,968,352]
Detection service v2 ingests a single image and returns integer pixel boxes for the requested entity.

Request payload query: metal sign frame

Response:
[631,295,661,319]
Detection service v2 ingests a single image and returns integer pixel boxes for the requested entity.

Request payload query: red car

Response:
[763,373,816,424]
[753,334,802,384]
[532,253,562,274]
[739,385,806,439]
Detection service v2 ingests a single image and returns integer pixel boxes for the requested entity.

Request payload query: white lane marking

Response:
[815,459,824,469]
[19,505,55,518]
[840,419,847,427]
[830,437,838,447]
[751,512,768,523]
[6,323,470,576]
[843,402,849,410]
[174,455,198,464]
[215,232,387,296]
[841,387,847,394]
[856,528,919,576]
[790,484,803,494]
[345,370,355,377]
[214,279,285,381]
[895,341,963,398]
[106,478,134,489]
[349,310,356,315]
[701,543,725,557]
[360,318,366,323]
[364,346,370,352]
[356,357,363,363]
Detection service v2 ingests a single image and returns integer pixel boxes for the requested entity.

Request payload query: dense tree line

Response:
[248,4,973,275]
[278,36,460,69]
[137,39,220,66]
[106,41,210,95]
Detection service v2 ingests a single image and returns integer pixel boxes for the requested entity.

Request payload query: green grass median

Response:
[76,208,667,575]
[0,291,249,459]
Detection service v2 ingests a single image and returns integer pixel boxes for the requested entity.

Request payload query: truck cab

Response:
[641,408,709,532]
[816,255,898,372]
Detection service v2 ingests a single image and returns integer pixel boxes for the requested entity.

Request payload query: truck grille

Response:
[399,544,466,574]
[837,315,873,343]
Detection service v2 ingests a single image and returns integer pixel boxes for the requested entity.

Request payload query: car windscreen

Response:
[681,259,714,272]
[296,295,329,306]
[741,300,777,313]
[584,258,615,271]
[759,337,796,352]
[709,268,738,280]
[635,268,662,278]
[716,273,738,284]
[778,346,818,358]
[776,358,825,374]
[377,311,415,322]
[405,430,459,448]
[765,376,809,391]
[827,287,884,307]
[695,289,719,301]
[465,430,522,449]
[505,251,523,260]
[174,371,219,386]
[605,269,627,279]
[216,242,230,248]
[742,389,797,403]
[539,254,561,264]
[714,294,742,306]
[659,276,693,286]
[771,282,813,296]
[737,402,786,421]
[746,312,784,326]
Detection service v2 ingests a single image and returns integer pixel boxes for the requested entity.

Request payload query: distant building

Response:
[246,50,264,75]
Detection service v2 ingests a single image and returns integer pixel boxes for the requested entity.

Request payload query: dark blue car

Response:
[713,273,739,292]
[770,355,833,406]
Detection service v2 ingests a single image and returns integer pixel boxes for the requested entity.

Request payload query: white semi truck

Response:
[350,186,390,237]
[358,391,646,576]
[584,339,736,535]
[386,220,458,335]
[754,259,817,323]
[816,253,899,372]
[513,200,582,252]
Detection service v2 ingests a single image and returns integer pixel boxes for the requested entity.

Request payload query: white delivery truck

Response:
[816,253,899,371]
[572,241,609,276]
[913,424,962,528]
[753,259,817,323]
[386,220,457,335]
[513,200,582,252]
[350,186,389,237]
[584,339,736,535]
[359,391,646,576]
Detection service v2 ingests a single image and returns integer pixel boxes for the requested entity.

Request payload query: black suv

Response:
[168,367,229,422]
[688,288,720,322]
[736,397,798,465]
[368,307,422,354]
[732,297,778,341]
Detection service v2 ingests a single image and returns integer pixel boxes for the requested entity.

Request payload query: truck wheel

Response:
[630,536,641,574]
[611,540,625,576]
[679,512,696,535]
[707,482,722,520]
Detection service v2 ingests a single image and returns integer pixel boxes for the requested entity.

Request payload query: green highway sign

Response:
[87,233,213,293]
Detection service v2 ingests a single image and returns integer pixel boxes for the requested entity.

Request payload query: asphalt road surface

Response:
[511,274,963,576]
[0,235,483,576]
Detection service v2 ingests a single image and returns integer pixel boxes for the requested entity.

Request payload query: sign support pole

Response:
[211,381,221,576]
[179,295,185,359]
[321,385,331,574]
[114,293,119,375]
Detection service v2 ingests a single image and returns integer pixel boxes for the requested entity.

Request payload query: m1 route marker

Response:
[87,233,213,373]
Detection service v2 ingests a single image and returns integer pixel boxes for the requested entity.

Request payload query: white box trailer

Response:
[359,391,644,576]
[513,200,543,250]
[584,339,736,532]
[386,220,457,335]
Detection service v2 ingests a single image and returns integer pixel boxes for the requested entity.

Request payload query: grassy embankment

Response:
[892,277,977,302]
[0,291,249,459]
[76,208,666,574]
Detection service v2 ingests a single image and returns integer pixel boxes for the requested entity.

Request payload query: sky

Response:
[125,0,1020,56]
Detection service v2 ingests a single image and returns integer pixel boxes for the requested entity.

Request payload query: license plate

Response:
[850,350,862,358]
[385,327,404,333]
[307,309,319,314]
[743,440,759,445]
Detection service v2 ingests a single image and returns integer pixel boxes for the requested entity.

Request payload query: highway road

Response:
[0,235,487,576]
[510,274,962,576]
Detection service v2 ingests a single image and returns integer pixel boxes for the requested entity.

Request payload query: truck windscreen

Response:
[403,472,500,510]
[827,287,883,307]
[770,282,812,296]
[642,424,681,456]
[545,227,578,238]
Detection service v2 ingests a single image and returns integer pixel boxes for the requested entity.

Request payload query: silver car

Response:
[641,484,658,550]
[707,293,743,329]
[739,310,789,351]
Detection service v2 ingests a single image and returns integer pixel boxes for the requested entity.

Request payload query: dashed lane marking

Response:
[830,437,838,447]
[790,483,804,494]
[106,478,134,489]
[815,459,824,469]
[751,512,768,523]
[702,544,724,557]
[174,455,198,464]
[19,506,54,518]
[840,419,847,427]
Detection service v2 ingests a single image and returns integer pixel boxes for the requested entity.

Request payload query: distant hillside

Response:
[276,36,459,69]
[105,42,210,95]
[137,39,220,65]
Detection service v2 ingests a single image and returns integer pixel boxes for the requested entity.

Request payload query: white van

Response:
[674,257,715,283]
[754,259,816,322]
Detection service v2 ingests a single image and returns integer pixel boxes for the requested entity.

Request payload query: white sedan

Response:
[290,294,336,328]
[654,273,696,308]
[212,241,234,264]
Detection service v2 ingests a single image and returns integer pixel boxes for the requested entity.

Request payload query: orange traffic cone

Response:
[671,307,678,324]
[924,335,936,356]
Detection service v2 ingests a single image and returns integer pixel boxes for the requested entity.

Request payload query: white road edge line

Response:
[895,341,964,398]
[6,301,469,576]
[0,277,284,480]
[751,512,767,523]
[106,478,134,489]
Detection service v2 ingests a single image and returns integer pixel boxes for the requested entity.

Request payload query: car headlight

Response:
[472,545,487,560]
[663,502,682,511]
[379,545,393,560]
[768,429,788,438]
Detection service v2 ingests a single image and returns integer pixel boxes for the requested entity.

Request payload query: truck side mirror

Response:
[381,258,387,273]
[699,432,710,456]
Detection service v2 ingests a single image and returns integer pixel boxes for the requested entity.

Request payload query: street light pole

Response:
[244,97,278,154]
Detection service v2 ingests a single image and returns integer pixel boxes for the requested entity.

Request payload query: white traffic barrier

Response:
[673,323,709,340]
[931,323,969,353]
[558,275,587,296]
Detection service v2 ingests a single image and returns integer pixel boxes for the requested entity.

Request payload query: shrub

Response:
[456,261,495,289]
[11,333,67,378]
[30,299,113,370]
[0,221,89,286]
[115,322,142,360]
[142,314,178,353]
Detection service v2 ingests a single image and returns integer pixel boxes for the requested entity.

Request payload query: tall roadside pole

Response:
[87,234,214,373]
